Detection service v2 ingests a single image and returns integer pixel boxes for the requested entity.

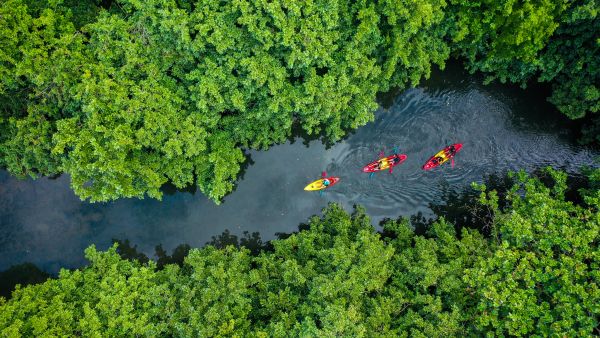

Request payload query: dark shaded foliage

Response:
[0,263,50,299]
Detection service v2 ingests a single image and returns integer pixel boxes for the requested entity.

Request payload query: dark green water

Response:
[1,64,598,273]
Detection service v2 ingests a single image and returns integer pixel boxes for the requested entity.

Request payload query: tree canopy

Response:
[0,0,448,203]
[1,0,598,202]
[448,0,599,141]
[1,169,598,336]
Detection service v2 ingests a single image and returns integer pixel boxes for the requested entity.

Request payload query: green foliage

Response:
[448,0,599,141]
[0,0,88,178]
[0,0,449,202]
[448,0,568,84]
[1,109,60,178]
[382,217,489,337]
[252,204,396,336]
[1,0,598,203]
[1,170,597,336]
[540,0,599,127]
[0,245,169,336]
[467,168,600,336]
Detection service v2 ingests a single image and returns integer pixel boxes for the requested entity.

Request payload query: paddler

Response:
[376,158,388,170]
[322,178,330,188]
[431,156,444,166]
[447,145,457,157]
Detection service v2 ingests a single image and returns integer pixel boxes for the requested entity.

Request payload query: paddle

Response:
[451,158,455,168]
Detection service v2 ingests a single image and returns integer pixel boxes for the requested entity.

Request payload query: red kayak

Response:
[362,154,407,173]
[422,143,462,170]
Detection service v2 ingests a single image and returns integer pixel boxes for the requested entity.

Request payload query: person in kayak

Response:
[447,145,457,157]
[431,156,444,166]
[322,178,330,188]
[377,158,389,170]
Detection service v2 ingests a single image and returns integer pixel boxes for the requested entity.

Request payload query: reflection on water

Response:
[207,230,269,255]
[404,172,516,237]
[1,63,598,274]
[113,239,192,269]
[0,263,50,299]
[4,169,592,298]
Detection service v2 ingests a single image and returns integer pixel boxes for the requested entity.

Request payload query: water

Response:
[1,64,598,273]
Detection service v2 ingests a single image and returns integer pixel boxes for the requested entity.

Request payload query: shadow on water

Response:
[160,182,197,196]
[112,239,192,270]
[418,59,587,143]
[377,59,474,111]
[2,58,599,285]
[377,172,513,238]
[531,167,592,206]
[206,230,270,255]
[386,167,594,238]
[428,173,513,237]
[0,263,51,299]
[112,239,151,264]
[288,119,359,149]
[160,150,256,199]
[1,167,594,299]
[155,244,192,269]
[114,227,296,268]
[0,222,304,298]
[111,229,277,271]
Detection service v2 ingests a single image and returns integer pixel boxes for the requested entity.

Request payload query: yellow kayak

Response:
[303,177,340,191]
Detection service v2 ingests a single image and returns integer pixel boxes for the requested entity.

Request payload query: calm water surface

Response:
[1,65,598,273]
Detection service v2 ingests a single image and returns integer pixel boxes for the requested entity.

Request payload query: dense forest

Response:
[0,169,598,336]
[1,0,598,203]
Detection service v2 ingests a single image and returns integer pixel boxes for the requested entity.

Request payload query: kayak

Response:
[304,177,340,191]
[422,143,463,170]
[362,154,407,173]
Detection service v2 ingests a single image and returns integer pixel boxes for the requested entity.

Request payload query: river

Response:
[0,63,597,273]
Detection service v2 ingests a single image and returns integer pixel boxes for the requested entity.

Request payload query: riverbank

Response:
[1,169,598,336]
[1,64,598,274]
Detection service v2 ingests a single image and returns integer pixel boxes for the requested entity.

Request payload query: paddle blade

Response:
[451,158,455,168]
[369,172,374,179]
[321,171,327,177]
[378,151,385,158]
[389,167,394,174]
[393,147,399,154]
